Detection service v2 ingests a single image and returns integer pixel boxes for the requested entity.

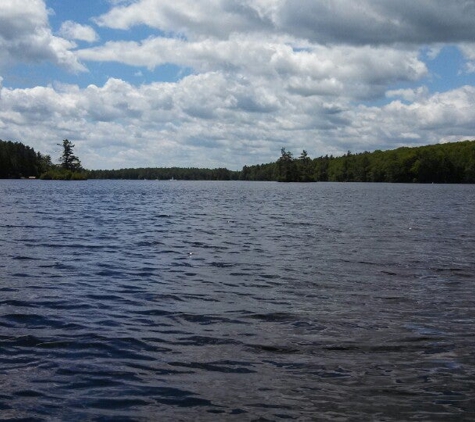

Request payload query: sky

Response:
[1,0,475,170]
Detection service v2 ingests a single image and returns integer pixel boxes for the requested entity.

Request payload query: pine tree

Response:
[59,139,82,171]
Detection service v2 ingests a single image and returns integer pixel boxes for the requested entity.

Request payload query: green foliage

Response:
[0,138,87,180]
[39,168,87,180]
[59,139,82,171]
[297,150,314,182]
[240,163,276,181]
[0,139,52,178]
[3,138,475,183]
[241,140,475,183]
[277,148,298,182]
[42,139,86,180]
[87,167,240,180]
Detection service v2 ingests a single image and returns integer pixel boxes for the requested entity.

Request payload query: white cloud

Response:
[277,1,475,45]
[95,0,475,45]
[1,0,474,170]
[94,0,275,39]
[1,76,474,170]
[79,35,427,101]
[0,0,85,72]
[347,86,475,149]
[59,21,99,43]
[386,86,429,102]
[458,43,475,73]
[459,44,475,61]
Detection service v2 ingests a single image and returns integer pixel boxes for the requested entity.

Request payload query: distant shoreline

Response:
[1,139,475,183]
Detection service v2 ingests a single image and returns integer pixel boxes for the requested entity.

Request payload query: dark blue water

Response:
[1,180,474,421]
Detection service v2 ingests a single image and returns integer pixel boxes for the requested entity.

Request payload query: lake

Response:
[1,180,474,421]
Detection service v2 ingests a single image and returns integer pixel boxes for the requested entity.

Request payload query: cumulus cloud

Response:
[0,0,474,169]
[79,35,427,101]
[277,1,475,45]
[59,21,99,43]
[386,86,430,102]
[0,0,85,71]
[94,0,275,38]
[95,0,475,45]
[458,43,475,73]
[1,75,474,169]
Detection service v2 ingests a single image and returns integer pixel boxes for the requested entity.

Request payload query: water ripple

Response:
[1,180,474,420]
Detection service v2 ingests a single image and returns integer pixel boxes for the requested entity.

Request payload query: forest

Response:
[1,138,475,183]
[0,139,86,180]
[0,140,52,179]
[88,167,240,181]
[241,140,475,183]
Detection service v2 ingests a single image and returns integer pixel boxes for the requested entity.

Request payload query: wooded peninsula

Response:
[1,138,474,183]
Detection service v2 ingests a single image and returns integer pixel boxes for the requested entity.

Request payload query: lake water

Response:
[1,180,474,421]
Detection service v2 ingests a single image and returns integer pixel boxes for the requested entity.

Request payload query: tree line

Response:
[88,167,240,180]
[241,141,475,183]
[0,139,85,180]
[0,139,52,178]
[1,138,475,183]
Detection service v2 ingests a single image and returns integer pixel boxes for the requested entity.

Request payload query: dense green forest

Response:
[88,167,240,180]
[0,139,52,178]
[87,140,475,183]
[1,138,475,183]
[0,139,86,180]
[241,140,475,183]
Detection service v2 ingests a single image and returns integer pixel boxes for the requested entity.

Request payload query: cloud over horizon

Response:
[0,0,86,72]
[0,0,474,170]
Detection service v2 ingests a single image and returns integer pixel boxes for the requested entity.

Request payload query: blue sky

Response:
[1,0,474,170]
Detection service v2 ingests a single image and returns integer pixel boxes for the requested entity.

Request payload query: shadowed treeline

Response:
[0,140,51,179]
[0,139,87,180]
[2,138,475,183]
[88,167,240,181]
[241,140,475,183]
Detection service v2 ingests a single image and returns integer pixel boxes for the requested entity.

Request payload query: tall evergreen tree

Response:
[59,139,82,171]
[277,148,298,182]
[298,150,314,182]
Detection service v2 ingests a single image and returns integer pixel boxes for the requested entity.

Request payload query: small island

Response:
[0,139,87,180]
[39,140,87,180]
